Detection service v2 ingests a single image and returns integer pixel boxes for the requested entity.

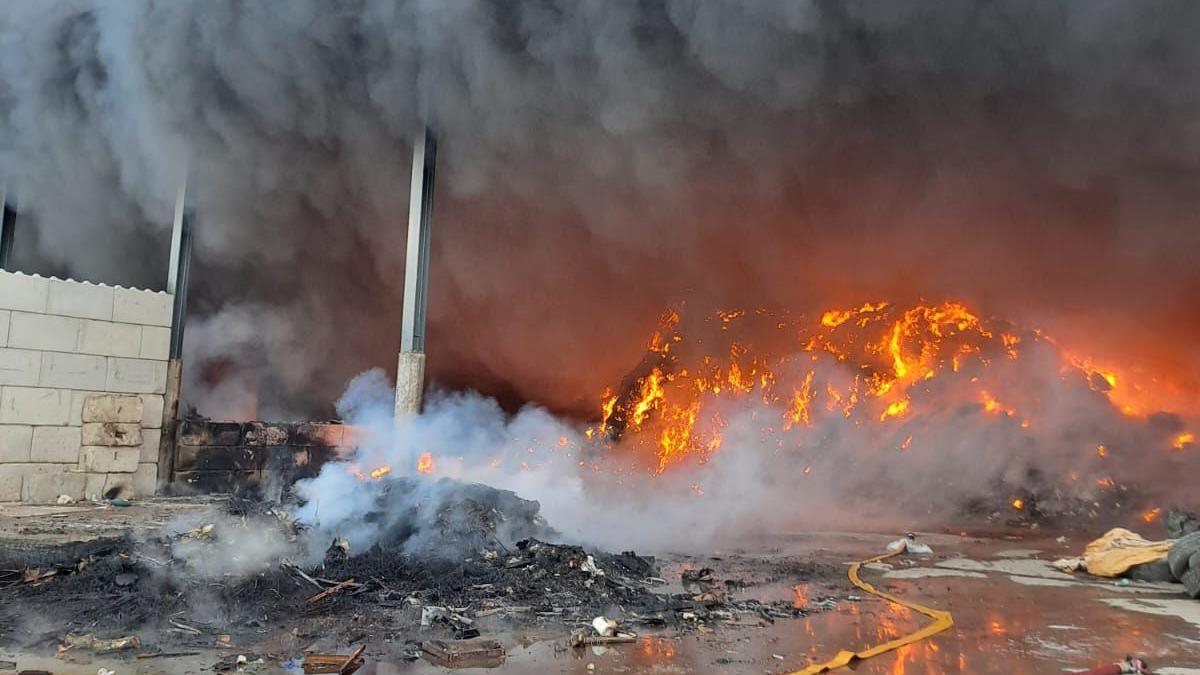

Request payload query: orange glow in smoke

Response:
[1011,498,1024,511]
[369,465,391,480]
[416,452,434,474]
[1142,507,1161,523]
[582,299,1197,475]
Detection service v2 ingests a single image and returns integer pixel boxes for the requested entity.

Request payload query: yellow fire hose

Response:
[789,550,954,674]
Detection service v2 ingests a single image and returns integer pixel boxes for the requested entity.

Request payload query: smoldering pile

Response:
[0,478,813,656]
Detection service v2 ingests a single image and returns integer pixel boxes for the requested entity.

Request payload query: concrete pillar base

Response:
[395,351,426,420]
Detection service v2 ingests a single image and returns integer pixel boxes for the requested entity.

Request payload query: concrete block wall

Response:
[175,420,355,496]
[0,270,172,502]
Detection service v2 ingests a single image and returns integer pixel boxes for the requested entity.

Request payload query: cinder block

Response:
[80,447,140,473]
[113,288,172,327]
[8,312,79,352]
[176,445,265,472]
[139,428,162,463]
[68,390,99,426]
[0,387,72,425]
[0,425,33,462]
[0,464,25,500]
[31,426,82,462]
[134,462,157,496]
[23,465,86,503]
[47,279,114,321]
[243,422,290,446]
[81,422,142,447]
[106,358,168,394]
[139,326,171,360]
[102,472,135,498]
[0,310,9,348]
[179,420,242,446]
[0,348,41,386]
[140,394,165,429]
[0,272,49,313]
[101,464,157,498]
[77,319,141,358]
[292,422,344,446]
[82,394,143,424]
[84,472,107,500]
[173,470,260,494]
[39,352,107,390]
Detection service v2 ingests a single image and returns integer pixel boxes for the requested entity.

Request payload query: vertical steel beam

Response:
[0,180,15,270]
[395,127,437,419]
[400,126,437,353]
[158,180,193,487]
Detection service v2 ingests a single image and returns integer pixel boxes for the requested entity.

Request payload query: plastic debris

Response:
[886,533,933,555]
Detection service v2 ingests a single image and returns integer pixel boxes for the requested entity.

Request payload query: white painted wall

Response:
[0,270,172,502]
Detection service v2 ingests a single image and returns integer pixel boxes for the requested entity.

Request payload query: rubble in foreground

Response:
[0,478,828,663]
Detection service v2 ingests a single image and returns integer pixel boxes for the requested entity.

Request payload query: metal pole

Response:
[400,126,437,353]
[158,182,193,488]
[395,127,437,419]
[0,180,15,270]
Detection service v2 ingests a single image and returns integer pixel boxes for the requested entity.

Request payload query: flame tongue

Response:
[587,300,1193,476]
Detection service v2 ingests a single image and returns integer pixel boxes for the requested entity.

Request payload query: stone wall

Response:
[0,270,172,502]
[174,420,354,496]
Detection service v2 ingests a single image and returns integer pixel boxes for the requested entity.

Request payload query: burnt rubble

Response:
[0,478,819,658]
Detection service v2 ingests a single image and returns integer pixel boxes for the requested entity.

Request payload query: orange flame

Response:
[417,452,434,475]
[587,300,1196,474]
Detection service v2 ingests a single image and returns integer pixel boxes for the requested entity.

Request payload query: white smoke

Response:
[293,348,1199,556]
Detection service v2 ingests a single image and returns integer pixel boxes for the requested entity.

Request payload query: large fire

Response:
[588,300,1193,477]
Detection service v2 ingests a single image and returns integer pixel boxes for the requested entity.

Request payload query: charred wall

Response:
[173,419,355,496]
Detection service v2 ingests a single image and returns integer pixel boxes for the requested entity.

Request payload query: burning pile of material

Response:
[571,300,1197,522]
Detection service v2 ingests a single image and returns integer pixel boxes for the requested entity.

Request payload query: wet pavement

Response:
[2,521,1198,674]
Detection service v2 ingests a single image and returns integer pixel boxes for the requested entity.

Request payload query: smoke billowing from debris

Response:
[4,1,1200,418]
[296,358,1195,553]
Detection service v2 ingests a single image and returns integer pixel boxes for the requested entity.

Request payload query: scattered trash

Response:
[108,498,131,508]
[420,605,473,631]
[1077,654,1152,674]
[182,524,215,540]
[421,639,505,668]
[212,653,266,673]
[302,644,365,674]
[1053,528,1172,578]
[1114,578,1131,587]
[579,555,605,577]
[56,495,76,505]
[569,631,638,647]
[569,615,638,647]
[97,668,115,675]
[58,632,141,654]
[886,533,933,555]
[306,578,357,603]
[591,616,620,637]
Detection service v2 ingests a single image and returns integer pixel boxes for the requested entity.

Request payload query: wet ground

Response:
[1,501,1198,674]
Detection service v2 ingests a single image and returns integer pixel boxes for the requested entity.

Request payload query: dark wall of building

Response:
[174,419,353,497]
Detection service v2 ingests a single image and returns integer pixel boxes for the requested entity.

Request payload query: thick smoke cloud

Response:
[3,1,1200,419]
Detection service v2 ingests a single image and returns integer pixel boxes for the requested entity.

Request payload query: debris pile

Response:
[0,477,824,661]
[1053,510,1200,598]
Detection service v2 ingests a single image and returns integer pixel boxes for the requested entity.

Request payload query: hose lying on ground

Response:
[790,548,954,674]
